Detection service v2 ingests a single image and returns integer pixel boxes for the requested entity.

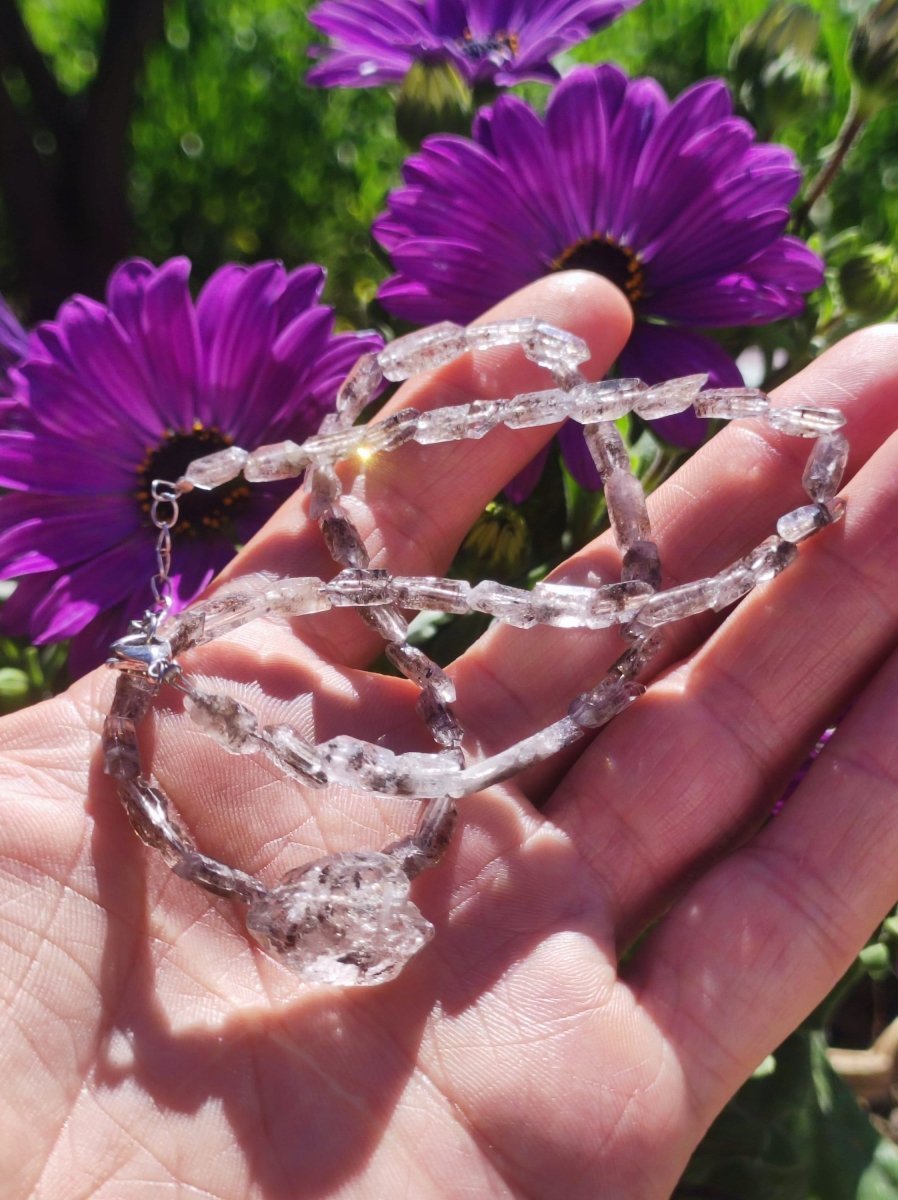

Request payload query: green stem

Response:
[796,98,867,225]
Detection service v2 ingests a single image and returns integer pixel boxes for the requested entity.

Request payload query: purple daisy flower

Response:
[0,258,382,675]
[0,294,29,401]
[307,0,641,89]
[374,64,823,497]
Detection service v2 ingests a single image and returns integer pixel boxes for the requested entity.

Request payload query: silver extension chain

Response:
[149,479,181,614]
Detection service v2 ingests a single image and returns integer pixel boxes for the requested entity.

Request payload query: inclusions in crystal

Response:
[103,318,848,988]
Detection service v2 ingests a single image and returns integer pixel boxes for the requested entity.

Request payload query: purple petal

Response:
[558,420,603,489]
[619,323,743,447]
[504,442,552,503]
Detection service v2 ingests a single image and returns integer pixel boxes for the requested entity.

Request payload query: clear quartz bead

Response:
[303,426,366,462]
[246,851,434,986]
[265,577,332,617]
[465,316,538,351]
[391,576,472,614]
[182,446,248,490]
[188,589,268,642]
[468,581,539,627]
[635,577,721,626]
[802,431,849,502]
[378,322,467,380]
[567,379,643,423]
[413,404,476,446]
[501,388,573,429]
[522,323,590,371]
[385,642,456,702]
[184,690,259,753]
[325,568,393,606]
[741,534,799,582]
[417,685,464,748]
[103,714,141,781]
[622,540,662,591]
[262,724,328,786]
[632,374,707,419]
[117,778,192,867]
[361,409,421,455]
[172,851,263,900]
[766,405,846,437]
[776,499,845,543]
[569,677,644,729]
[692,387,769,419]
[361,605,408,642]
[336,352,384,421]
[244,440,310,482]
[385,797,458,878]
[320,507,369,568]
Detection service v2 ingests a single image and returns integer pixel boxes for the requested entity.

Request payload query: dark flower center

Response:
[553,235,646,304]
[457,28,519,62]
[136,425,251,538]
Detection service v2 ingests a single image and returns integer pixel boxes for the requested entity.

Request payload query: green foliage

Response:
[676,1031,898,1200]
[129,1,403,323]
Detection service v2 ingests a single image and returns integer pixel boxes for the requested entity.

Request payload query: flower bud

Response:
[395,60,472,146]
[462,502,530,579]
[850,0,898,115]
[730,2,824,131]
[839,243,898,318]
[731,0,820,78]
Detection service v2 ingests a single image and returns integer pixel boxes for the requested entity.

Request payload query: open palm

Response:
[2,275,897,1199]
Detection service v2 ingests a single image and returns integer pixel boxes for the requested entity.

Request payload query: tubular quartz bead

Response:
[776,499,845,544]
[103,715,142,781]
[468,581,539,628]
[117,778,192,867]
[361,409,422,454]
[262,724,329,786]
[635,577,720,626]
[390,576,472,614]
[385,642,456,703]
[244,440,310,482]
[569,678,644,729]
[336,352,384,421]
[110,670,159,721]
[360,604,409,642]
[622,540,662,591]
[378,322,467,380]
[692,387,769,419]
[802,432,849,503]
[184,690,259,753]
[501,388,573,429]
[632,375,707,419]
[711,563,757,610]
[583,421,630,476]
[604,471,653,548]
[303,426,367,462]
[741,535,799,582]
[325,568,393,607]
[413,404,476,446]
[172,851,264,900]
[766,405,846,437]
[182,445,249,490]
[320,508,370,568]
[417,686,464,748]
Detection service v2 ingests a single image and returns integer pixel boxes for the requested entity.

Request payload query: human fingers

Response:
[546,411,898,939]
[215,272,631,669]
[450,324,898,792]
[623,636,898,1131]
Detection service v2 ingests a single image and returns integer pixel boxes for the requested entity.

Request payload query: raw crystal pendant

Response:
[245,851,434,986]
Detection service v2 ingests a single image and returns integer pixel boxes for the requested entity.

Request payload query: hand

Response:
[1,274,896,1199]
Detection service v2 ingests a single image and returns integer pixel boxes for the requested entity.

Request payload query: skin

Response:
[1,273,897,1199]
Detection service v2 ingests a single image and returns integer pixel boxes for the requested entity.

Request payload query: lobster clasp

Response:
[107,614,177,681]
